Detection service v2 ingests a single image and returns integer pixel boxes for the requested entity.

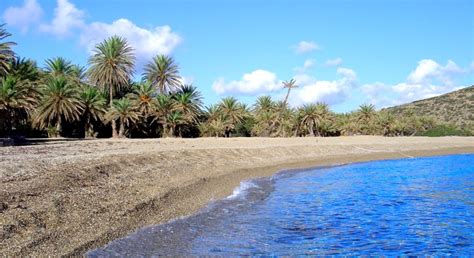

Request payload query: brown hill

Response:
[385,85,474,130]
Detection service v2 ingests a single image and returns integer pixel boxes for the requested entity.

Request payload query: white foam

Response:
[227,181,258,199]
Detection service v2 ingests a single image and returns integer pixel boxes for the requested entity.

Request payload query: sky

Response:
[1,0,473,112]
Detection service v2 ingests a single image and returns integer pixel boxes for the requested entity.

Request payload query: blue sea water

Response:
[89,154,474,256]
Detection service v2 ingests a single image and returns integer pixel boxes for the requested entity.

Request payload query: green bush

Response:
[419,124,472,137]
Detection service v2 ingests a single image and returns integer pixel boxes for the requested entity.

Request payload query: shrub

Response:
[419,124,472,137]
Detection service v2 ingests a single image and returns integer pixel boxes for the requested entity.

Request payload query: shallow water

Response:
[89,154,474,256]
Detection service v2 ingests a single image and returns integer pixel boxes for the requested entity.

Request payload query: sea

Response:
[89,154,474,256]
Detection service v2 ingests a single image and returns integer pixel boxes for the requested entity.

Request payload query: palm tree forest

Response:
[0,24,456,139]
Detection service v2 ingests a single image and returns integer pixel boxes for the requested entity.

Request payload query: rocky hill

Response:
[385,85,474,130]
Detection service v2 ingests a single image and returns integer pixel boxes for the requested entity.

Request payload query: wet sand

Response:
[1,136,473,256]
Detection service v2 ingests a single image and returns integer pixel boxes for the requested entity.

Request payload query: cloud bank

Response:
[362,59,472,108]
[213,70,281,95]
[213,59,472,109]
[3,0,182,65]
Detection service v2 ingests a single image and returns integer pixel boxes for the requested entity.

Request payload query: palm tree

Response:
[80,87,106,138]
[292,111,304,137]
[273,101,295,137]
[200,116,227,137]
[143,54,180,93]
[335,113,360,136]
[8,57,41,82]
[266,80,297,137]
[176,84,203,107]
[253,96,275,115]
[87,36,135,137]
[357,104,376,122]
[401,110,427,136]
[0,24,16,76]
[34,77,84,136]
[172,84,203,124]
[44,57,74,78]
[357,103,377,134]
[126,81,159,135]
[105,98,139,138]
[299,102,332,136]
[70,64,87,86]
[0,75,37,135]
[155,94,174,137]
[166,111,185,137]
[376,111,395,136]
[218,97,245,136]
[200,104,228,137]
[203,104,222,122]
[282,79,297,106]
[128,81,157,118]
[252,96,276,136]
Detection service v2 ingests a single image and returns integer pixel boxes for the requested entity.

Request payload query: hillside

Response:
[385,85,474,130]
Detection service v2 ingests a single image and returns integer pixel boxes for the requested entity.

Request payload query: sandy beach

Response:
[1,136,473,256]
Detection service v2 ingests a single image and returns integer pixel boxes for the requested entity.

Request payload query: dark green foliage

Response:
[420,125,472,137]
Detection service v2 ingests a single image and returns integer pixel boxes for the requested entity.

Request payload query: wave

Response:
[226,180,260,199]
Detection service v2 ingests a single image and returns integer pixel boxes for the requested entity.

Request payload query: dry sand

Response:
[1,136,473,256]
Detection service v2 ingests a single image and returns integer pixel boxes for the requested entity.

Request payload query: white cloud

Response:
[23,0,181,65]
[337,67,357,80]
[212,69,281,95]
[324,57,343,67]
[294,59,315,74]
[293,41,320,54]
[212,65,358,106]
[361,82,398,108]
[211,59,471,109]
[289,67,358,106]
[40,0,85,37]
[363,59,472,108]
[407,59,464,86]
[80,19,181,66]
[2,0,43,33]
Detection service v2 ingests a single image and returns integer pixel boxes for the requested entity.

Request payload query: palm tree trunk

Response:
[110,87,118,138]
[269,90,291,137]
[84,114,90,138]
[118,118,125,138]
[271,87,292,138]
[315,122,320,137]
[162,122,169,137]
[56,116,62,137]
[309,122,315,137]
[283,87,291,106]
[293,122,300,137]
[267,117,279,137]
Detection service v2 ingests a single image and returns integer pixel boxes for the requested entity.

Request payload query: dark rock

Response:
[0,202,8,213]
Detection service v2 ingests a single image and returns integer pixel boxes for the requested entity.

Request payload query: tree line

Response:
[0,24,451,139]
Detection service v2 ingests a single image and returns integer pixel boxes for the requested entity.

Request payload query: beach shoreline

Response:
[1,136,473,256]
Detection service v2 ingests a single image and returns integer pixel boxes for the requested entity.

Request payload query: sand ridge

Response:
[1,136,474,256]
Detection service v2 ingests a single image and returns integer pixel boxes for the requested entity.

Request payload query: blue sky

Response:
[2,0,473,112]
